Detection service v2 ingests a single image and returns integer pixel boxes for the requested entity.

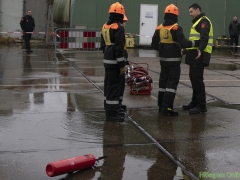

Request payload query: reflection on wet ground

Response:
[207,63,240,71]
[1,46,240,180]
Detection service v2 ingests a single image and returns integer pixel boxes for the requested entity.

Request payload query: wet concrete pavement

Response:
[0,45,240,180]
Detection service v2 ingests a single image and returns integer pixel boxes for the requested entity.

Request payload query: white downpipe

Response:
[70,0,76,27]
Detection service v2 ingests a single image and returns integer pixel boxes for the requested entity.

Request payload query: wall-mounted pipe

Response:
[69,0,71,28]
[23,0,26,16]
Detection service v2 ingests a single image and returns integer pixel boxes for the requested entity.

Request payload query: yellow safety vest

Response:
[187,16,213,53]
[102,23,117,46]
[159,23,178,43]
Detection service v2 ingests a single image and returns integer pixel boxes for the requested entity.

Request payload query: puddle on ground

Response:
[206,63,240,71]
[208,100,240,111]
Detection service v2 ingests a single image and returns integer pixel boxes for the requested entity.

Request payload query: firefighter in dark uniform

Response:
[151,4,199,116]
[20,9,35,53]
[182,3,213,114]
[101,2,126,122]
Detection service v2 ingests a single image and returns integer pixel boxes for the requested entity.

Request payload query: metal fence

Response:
[53,28,102,60]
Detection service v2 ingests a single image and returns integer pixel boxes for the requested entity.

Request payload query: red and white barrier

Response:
[58,30,101,49]
[126,33,152,38]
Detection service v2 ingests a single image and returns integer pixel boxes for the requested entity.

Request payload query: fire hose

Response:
[127,65,153,85]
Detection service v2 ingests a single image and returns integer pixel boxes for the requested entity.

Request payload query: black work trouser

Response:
[119,60,128,105]
[119,74,125,105]
[230,35,239,53]
[104,68,122,112]
[24,34,32,50]
[158,64,180,109]
[189,63,206,108]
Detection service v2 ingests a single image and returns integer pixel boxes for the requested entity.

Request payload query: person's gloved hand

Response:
[125,60,130,65]
[119,67,127,75]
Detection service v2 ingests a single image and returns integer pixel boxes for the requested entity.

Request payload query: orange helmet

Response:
[123,14,128,21]
[108,2,125,15]
[164,4,179,16]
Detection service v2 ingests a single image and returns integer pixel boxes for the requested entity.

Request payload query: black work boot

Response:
[182,103,196,110]
[120,104,127,111]
[117,109,125,117]
[189,107,207,114]
[106,111,124,122]
[161,107,178,116]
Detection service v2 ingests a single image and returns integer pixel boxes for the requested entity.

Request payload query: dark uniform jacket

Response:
[184,13,211,66]
[151,21,195,65]
[100,21,125,69]
[20,15,35,32]
[229,20,240,36]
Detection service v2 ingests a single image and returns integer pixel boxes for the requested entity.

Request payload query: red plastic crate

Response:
[129,83,152,95]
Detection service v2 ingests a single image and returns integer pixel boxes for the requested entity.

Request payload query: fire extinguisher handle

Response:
[97,156,107,161]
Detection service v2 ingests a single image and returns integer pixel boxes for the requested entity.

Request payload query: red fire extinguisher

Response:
[46,154,106,177]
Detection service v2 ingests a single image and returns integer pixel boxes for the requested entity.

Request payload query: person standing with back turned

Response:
[182,3,213,114]
[151,4,199,116]
[101,2,126,122]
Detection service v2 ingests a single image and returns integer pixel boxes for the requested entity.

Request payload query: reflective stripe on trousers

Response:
[106,100,119,105]
[159,88,166,92]
[104,68,122,111]
[159,88,176,93]
[160,57,181,61]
